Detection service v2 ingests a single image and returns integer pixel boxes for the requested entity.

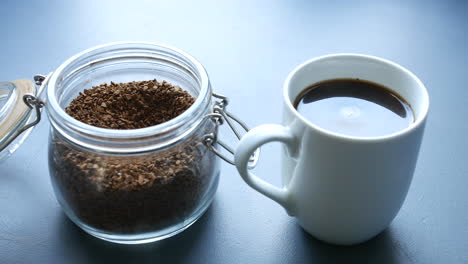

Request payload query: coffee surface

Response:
[294,79,414,137]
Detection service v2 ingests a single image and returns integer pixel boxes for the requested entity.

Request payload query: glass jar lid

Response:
[0,79,38,162]
[0,82,15,122]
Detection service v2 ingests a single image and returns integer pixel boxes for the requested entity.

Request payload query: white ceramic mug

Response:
[234,54,429,245]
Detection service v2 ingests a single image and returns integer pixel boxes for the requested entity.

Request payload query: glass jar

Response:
[0,80,39,162]
[45,42,220,243]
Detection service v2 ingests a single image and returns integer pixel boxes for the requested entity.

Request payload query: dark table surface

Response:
[1,0,467,263]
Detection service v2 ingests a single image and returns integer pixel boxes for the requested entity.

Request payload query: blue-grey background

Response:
[1,0,467,263]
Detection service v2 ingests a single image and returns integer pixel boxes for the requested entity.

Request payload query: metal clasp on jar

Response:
[0,74,49,152]
[203,93,260,169]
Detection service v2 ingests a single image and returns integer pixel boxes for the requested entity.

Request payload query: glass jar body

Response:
[46,42,220,243]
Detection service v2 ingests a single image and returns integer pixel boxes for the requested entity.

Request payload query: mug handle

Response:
[234,124,297,214]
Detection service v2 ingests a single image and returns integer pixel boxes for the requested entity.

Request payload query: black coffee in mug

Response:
[294,79,414,137]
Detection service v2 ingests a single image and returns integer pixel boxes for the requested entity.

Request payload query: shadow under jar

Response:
[46,43,220,244]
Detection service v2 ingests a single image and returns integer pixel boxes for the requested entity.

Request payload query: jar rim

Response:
[46,41,211,140]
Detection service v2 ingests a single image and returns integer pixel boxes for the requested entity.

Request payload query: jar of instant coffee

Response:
[0,42,257,243]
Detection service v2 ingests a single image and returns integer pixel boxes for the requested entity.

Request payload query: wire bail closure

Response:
[203,93,260,169]
[0,74,49,152]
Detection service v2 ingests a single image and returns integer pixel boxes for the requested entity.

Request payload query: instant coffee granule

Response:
[66,80,195,129]
[49,80,217,233]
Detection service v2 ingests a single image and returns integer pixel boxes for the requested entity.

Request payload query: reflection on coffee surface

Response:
[294,79,414,137]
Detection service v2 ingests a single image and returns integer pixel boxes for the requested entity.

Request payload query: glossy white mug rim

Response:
[283,53,429,142]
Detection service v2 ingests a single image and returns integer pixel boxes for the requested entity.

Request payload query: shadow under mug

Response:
[234,54,429,245]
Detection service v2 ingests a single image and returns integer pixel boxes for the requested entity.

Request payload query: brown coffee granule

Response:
[50,134,216,233]
[65,80,195,129]
[50,80,217,234]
